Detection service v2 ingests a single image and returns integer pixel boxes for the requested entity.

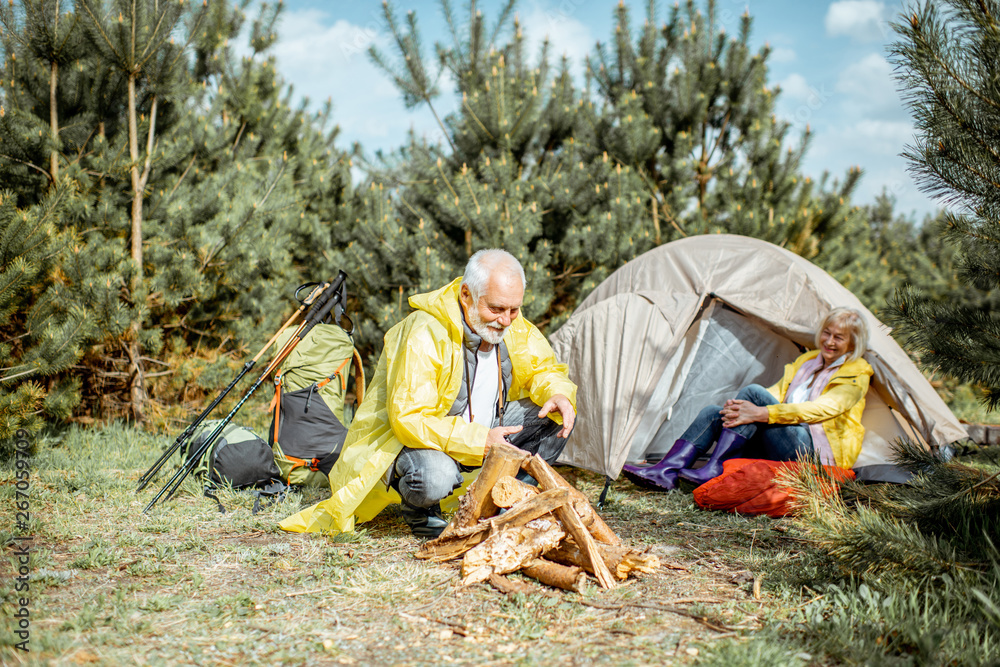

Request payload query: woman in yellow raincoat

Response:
[280,250,577,535]
[623,307,872,491]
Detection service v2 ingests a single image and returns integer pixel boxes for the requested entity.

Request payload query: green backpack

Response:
[268,322,365,487]
[185,420,286,513]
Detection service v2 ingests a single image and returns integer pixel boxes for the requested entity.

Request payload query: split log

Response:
[521,459,619,546]
[491,475,540,508]
[522,456,618,589]
[547,538,660,581]
[461,521,566,585]
[415,487,570,562]
[487,572,535,596]
[521,558,587,593]
[572,499,596,528]
[440,442,527,538]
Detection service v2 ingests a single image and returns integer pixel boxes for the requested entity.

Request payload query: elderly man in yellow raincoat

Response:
[280,249,577,537]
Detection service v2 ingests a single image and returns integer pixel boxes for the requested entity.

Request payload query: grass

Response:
[2,422,997,665]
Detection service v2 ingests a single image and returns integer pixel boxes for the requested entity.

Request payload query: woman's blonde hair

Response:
[815,307,869,362]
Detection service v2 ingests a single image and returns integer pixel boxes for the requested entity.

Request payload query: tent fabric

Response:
[549,234,968,480]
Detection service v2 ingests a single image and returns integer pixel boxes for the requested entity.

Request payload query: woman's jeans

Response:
[680,384,813,461]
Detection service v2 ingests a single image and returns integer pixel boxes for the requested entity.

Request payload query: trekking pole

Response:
[142,270,348,514]
[135,282,328,492]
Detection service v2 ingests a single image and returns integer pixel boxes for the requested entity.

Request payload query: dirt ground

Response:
[1,429,798,666]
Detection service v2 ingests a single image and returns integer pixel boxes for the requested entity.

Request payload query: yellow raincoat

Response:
[765,350,873,468]
[279,277,577,534]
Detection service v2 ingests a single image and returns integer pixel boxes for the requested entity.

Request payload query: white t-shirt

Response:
[468,345,500,427]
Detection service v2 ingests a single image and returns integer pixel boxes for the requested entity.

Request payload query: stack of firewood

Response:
[415,443,659,592]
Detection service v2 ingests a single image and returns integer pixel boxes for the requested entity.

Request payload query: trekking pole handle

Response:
[299,269,347,332]
[297,282,327,306]
[312,279,346,326]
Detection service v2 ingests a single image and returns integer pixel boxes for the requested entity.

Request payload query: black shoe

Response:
[399,502,448,538]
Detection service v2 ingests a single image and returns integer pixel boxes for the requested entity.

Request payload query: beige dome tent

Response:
[549,234,968,483]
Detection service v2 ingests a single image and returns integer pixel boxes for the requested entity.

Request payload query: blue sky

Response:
[271,0,934,219]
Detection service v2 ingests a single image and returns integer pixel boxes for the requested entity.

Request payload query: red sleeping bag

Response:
[691,458,855,518]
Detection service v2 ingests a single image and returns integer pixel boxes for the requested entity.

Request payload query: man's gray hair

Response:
[461,249,526,300]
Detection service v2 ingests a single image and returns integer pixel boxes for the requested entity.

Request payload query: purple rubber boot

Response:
[678,429,748,486]
[621,439,699,491]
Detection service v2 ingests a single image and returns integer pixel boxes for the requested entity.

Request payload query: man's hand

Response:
[485,424,523,455]
[538,394,575,438]
[720,399,769,428]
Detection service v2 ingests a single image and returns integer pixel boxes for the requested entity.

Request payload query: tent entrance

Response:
[549,234,967,482]
[632,300,801,462]
[628,299,919,482]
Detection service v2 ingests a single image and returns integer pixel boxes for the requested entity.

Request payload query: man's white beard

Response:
[468,309,507,345]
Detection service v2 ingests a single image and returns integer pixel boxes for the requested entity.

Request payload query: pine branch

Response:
[486,0,517,52]
[0,153,52,180]
[137,94,157,191]
[199,161,287,272]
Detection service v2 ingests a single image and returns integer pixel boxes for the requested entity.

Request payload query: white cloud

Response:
[803,118,932,217]
[779,73,813,102]
[835,53,902,117]
[775,73,837,129]
[520,5,594,79]
[846,119,914,153]
[802,115,913,174]
[769,47,797,64]
[825,1,889,42]
[270,9,451,153]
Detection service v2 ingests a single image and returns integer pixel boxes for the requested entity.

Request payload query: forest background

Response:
[3,1,1000,664]
[1,0,992,438]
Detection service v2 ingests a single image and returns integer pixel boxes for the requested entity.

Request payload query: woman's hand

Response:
[720,399,769,428]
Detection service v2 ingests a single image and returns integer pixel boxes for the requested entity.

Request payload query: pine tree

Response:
[0,187,117,443]
[353,0,656,349]
[0,0,87,188]
[0,1,126,435]
[888,0,1000,406]
[785,4,1000,662]
[0,0,357,428]
[588,0,894,310]
[71,0,345,420]
[73,0,216,421]
[0,189,63,439]
[862,192,955,306]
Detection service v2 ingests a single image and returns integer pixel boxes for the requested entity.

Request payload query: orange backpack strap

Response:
[270,371,283,441]
[352,349,366,406]
[316,357,351,391]
[284,454,322,472]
